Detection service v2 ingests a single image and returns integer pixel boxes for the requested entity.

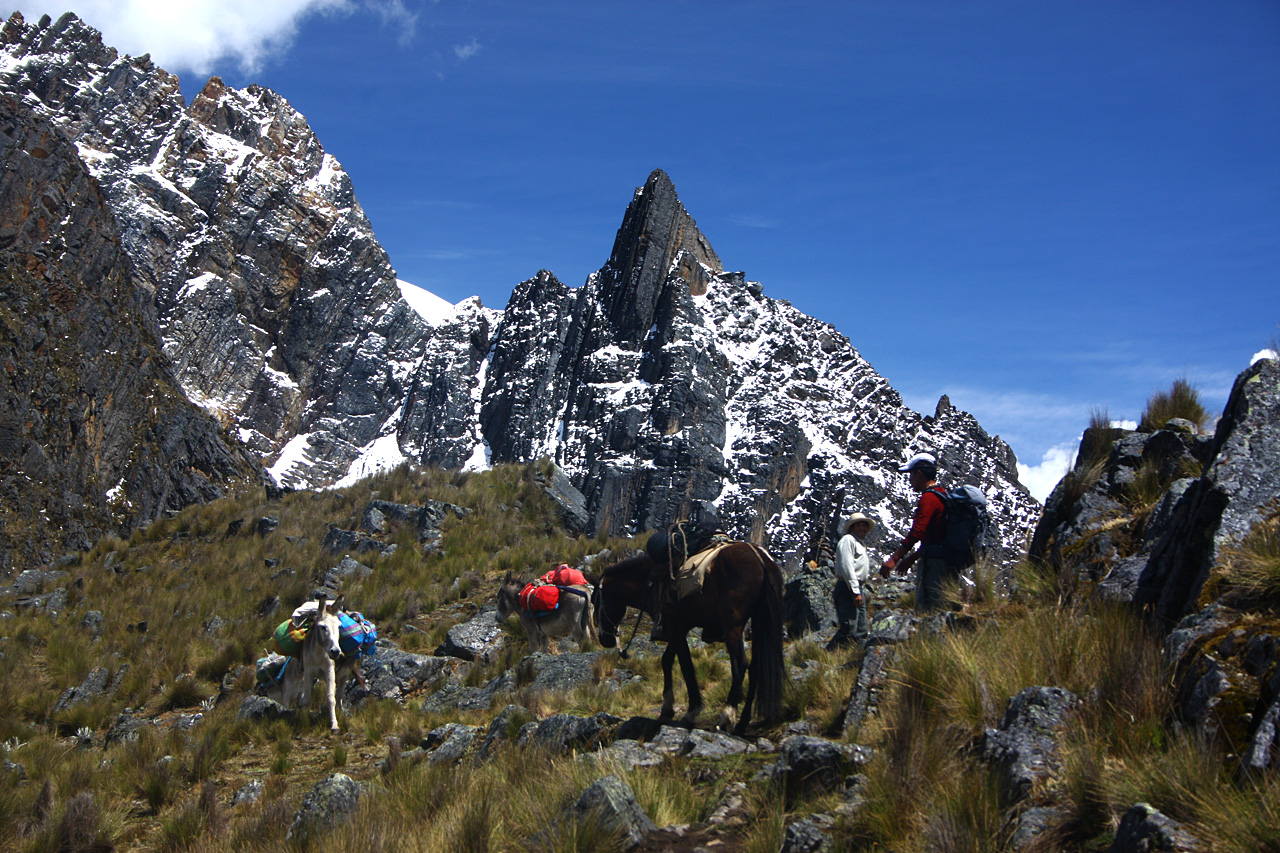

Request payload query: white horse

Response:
[258,594,359,731]
[495,573,596,653]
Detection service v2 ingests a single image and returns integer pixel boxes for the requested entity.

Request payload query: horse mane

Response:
[600,553,651,579]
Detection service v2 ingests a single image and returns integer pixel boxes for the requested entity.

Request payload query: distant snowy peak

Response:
[397,280,459,326]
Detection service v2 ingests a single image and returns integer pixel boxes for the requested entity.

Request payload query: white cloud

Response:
[367,0,418,45]
[19,1,420,75]
[1017,442,1076,503]
[453,37,481,60]
[1252,348,1278,365]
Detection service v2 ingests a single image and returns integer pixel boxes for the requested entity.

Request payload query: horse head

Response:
[309,593,344,661]
[594,557,650,649]
[495,572,520,622]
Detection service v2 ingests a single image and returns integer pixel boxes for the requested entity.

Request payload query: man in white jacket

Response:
[828,512,876,650]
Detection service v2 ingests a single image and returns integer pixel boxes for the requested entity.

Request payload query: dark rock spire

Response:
[599,170,722,344]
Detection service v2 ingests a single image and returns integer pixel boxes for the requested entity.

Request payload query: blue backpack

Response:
[926,485,994,568]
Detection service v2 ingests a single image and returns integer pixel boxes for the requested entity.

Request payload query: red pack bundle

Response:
[541,564,588,587]
[519,581,560,612]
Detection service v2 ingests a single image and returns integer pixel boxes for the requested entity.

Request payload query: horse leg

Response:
[674,638,703,728]
[719,625,748,733]
[659,643,677,721]
[323,657,339,732]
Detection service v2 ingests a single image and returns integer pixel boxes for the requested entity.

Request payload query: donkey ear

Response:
[332,594,345,613]
[503,570,514,584]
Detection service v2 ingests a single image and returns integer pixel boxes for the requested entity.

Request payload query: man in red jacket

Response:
[881,452,952,613]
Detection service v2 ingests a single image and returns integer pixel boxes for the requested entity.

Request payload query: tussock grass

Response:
[843,602,1171,849]
[1138,377,1208,432]
[1217,507,1280,610]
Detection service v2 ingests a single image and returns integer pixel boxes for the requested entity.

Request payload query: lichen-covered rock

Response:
[535,775,657,851]
[780,814,836,853]
[526,712,621,754]
[1109,803,1201,852]
[286,773,362,843]
[762,736,866,796]
[784,567,837,635]
[434,611,505,663]
[1139,357,1280,625]
[981,686,1080,805]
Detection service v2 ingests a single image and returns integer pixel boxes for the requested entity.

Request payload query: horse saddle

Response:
[674,542,733,601]
[647,525,731,568]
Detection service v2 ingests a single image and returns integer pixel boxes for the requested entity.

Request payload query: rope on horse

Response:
[617,606,644,660]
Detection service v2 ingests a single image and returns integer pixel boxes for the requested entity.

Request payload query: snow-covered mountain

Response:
[1,12,1040,567]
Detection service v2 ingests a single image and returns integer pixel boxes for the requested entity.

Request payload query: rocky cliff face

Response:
[1,11,430,490]
[1,13,1040,568]
[0,92,261,568]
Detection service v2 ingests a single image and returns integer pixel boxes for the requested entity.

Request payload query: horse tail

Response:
[750,546,786,723]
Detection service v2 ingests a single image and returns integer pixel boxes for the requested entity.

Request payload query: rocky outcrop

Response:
[1137,357,1280,625]
[1030,356,1280,627]
[0,88,261,570]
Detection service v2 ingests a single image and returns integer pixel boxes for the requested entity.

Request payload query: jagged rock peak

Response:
[599,169,723,340]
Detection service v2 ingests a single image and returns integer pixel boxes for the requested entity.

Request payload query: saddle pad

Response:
[519,582,560,612]
[675,542,734,600]
[541,565,589,587]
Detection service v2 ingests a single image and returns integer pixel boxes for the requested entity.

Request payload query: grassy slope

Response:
[0,461,1276,851]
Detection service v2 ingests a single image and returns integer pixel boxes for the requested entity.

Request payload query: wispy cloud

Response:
[21,0,417,75]
[368,0,419,46]
[453,38,482,61]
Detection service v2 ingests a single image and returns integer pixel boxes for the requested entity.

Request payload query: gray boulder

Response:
[537,775,657,851]
[764,735,864,796]
[781,813,836,852]
[981,686,1080,805]
[236,695,291,723]
[475,704,537,763]
[1109,803,1201,852]
[784,567,837,636]
[424,723,481,764]
[841,643,899,734]
[527,712,621,754]
[53,665,112,713]
[516,651,605,693]
[435,611,506,663]
[286,773,363,843]
[344,648,453,707]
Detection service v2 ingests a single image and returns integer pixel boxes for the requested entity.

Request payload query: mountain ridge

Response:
[1,12,1040,570]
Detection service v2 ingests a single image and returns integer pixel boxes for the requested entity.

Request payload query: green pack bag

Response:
[273,619,308,657]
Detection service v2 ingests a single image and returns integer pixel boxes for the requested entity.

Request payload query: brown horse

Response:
[592,543,785,734]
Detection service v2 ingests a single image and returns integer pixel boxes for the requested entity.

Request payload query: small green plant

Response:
[1138,377,1208,432]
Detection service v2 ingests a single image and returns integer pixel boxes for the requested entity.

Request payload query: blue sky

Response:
[20,1,1280,499]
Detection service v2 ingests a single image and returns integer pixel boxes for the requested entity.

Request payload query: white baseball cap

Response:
[898,452,938,473]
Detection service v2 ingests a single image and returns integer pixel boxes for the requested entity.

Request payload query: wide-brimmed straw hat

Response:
[845,512,877,533]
